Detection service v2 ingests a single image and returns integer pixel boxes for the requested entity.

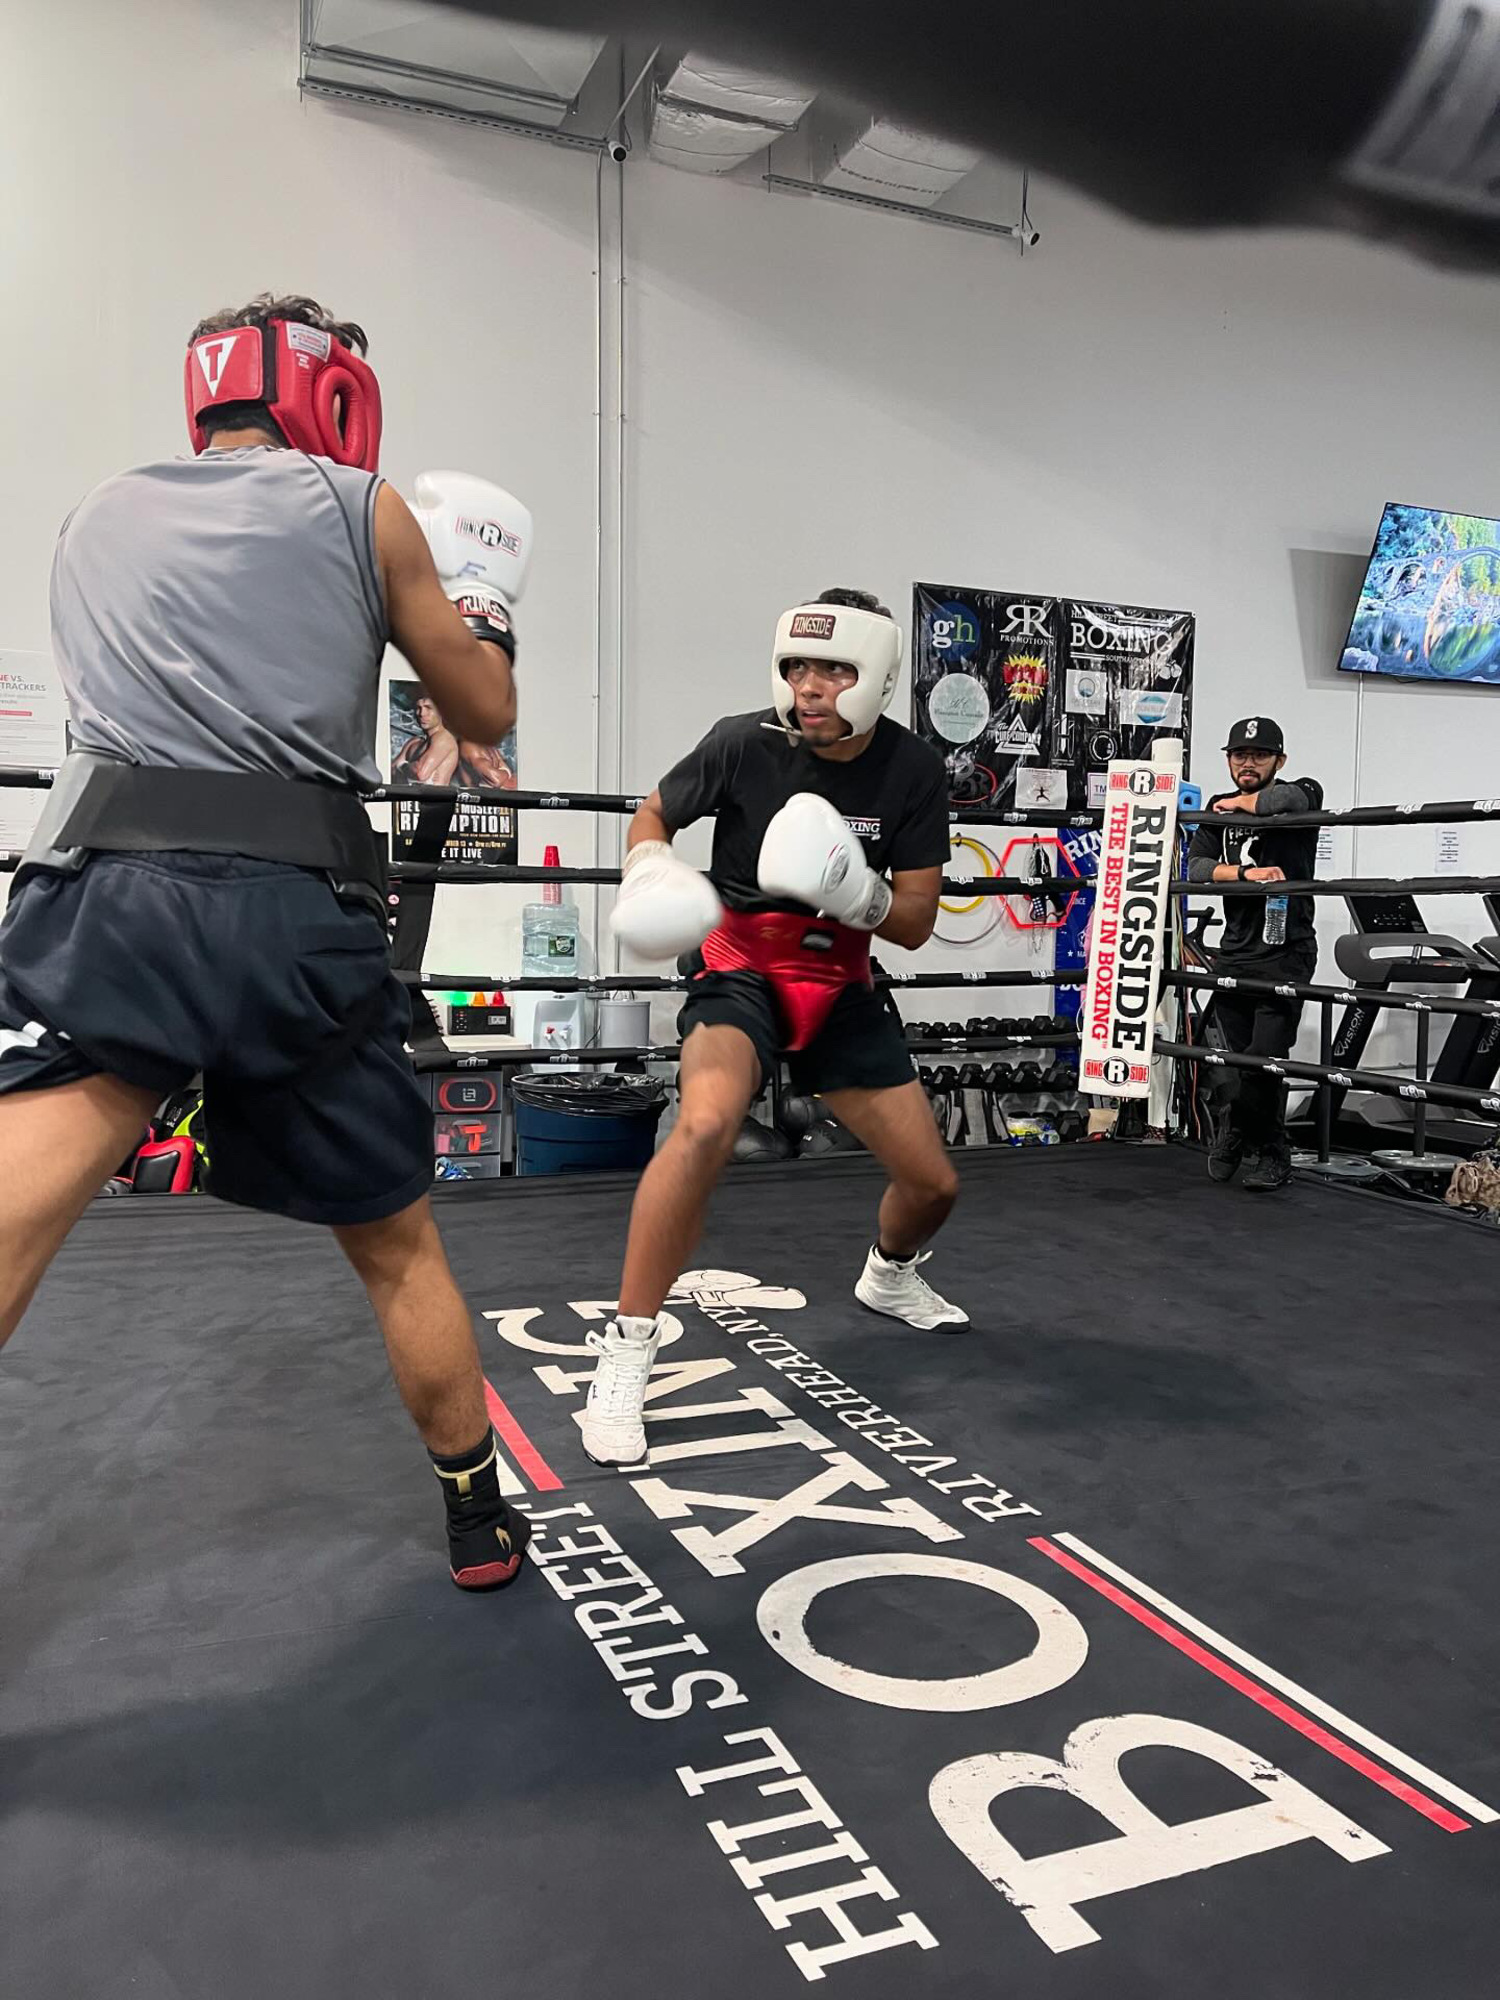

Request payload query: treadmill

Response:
[1429,891,1500,1095]
[1314,893,1500,1158]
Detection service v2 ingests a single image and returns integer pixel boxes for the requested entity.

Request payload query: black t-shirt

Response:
[658,710,951,914]
[1186,776,1323,964]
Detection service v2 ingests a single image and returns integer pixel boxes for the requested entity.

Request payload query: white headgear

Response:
[771,601,904,738]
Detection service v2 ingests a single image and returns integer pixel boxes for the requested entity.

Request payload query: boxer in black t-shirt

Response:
[582,589,968,1469]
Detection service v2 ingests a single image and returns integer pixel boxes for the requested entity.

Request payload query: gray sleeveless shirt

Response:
[49,448,388,789]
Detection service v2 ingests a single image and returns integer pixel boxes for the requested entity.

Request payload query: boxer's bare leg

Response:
[335,1197,489,1456]
[0,1076,160,1347]
[336,1197,527,1591]
[824,1080,969,1330]
[820,1079,958,1256]
[617,1024,761,1320]
[586,1025,760,1469]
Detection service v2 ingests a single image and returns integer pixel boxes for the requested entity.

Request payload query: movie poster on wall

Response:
[914,585,1194,808]
[912,586,1064,809]
[388,680,518,866]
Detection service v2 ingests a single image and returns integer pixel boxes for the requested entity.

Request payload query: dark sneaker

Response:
[1243,1147,1293,1194]
[448,1499,532,1591]
[1207,1123,1245,1183]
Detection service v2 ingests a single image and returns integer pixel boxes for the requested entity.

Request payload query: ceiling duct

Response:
[647,53,814,175]
[819,119,982,208]
[301,0,607,131]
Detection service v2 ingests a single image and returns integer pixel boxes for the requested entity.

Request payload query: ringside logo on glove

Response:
[413,472,533,613]
[456,515,524,559]
[758,793,894,933]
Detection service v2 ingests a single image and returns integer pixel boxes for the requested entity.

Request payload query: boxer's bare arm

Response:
[626,790,677,850]
[877,867,942,951]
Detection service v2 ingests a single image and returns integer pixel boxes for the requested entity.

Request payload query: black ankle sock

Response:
[429,1431,495,1476]
[429,1431,505,1517]
[875,1241,916,1266]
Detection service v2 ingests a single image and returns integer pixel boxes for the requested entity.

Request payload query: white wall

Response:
[621,158,1500,1062]
[6,0,1500,1066]
[1,0,601,980]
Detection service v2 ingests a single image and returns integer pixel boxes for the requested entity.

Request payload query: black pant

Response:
[1212,976,1307,1153]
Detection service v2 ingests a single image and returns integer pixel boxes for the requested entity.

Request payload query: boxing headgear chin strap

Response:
[771,603,904,739]
[184,318,382,472]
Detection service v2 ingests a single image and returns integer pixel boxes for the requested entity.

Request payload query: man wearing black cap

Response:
[1186,718,1322,1191]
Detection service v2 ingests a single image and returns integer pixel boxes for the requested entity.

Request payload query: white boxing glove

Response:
[412,468,533,611]
[757,793,893,931]
[610,842,724,961]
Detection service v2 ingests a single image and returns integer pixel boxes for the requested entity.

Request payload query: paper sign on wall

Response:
[0,652,66,853]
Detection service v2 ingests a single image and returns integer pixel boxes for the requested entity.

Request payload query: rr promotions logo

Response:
[1003,654,1050,708]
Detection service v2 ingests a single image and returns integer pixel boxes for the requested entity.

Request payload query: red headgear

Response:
[183,317,382,471]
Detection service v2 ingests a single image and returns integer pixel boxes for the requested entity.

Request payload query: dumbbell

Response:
[1051,1012,1078,1036]
[777,1093,819,1142]
[907,1019,932,1042]
[802,1114,864,1157]
[733,1115,793,1163]
[1055,1110,1090,1143]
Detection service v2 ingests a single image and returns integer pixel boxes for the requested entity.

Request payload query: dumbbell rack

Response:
[903,1014,1087,1149]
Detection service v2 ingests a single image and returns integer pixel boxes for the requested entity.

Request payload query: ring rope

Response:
[6,762,1500,832]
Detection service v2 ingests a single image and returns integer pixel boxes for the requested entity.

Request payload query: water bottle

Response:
[1263,893,1288,947]
[521,844,580,980]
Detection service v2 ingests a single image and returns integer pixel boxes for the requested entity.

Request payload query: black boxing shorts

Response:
[0,851,432,1226]
[679,968,916,1096]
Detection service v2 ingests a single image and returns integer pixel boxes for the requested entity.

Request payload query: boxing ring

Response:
[2,765,1500,1998]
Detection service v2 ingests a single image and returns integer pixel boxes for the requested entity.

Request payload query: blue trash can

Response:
[512,1071,667,1177]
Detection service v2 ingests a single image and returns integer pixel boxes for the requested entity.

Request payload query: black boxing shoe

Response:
[430,1431,532,1591]
[447,1500,532,1592]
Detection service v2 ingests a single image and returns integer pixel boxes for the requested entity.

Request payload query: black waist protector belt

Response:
[19,754,388,913]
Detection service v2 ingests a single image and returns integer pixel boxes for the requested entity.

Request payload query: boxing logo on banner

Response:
[1079,743,1183,1098]
[913,585,1194,812]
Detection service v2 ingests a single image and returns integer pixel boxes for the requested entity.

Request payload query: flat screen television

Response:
[1339,503,1500,685]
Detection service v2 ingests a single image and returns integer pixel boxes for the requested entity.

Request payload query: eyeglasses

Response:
[782,661,858,687]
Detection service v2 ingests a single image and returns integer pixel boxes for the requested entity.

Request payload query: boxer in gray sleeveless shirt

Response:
[0,294,533,1591]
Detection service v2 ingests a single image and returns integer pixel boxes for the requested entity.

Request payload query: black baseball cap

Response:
[1223,716,1284,754]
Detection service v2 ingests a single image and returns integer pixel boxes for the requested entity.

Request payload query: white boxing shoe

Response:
[854,1245,970,1331]
[581,1315,661,1467]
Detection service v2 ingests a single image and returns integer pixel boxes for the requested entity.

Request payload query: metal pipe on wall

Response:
[589,143,606,966]
[588,100,628,974]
